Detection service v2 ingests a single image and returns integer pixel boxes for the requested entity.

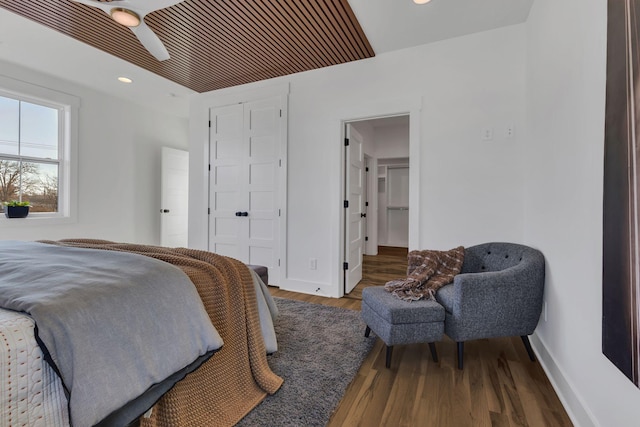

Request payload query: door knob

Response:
[235,211,242,217]
[241,211,249,217]
[360,213,366,218]
[160,209,170,213]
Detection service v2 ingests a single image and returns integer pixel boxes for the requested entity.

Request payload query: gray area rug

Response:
[236,298,375,426]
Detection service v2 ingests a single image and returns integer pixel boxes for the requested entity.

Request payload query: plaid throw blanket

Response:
[385,246,465,301]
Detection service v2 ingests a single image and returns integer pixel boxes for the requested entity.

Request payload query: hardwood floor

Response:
[268,247,573,427]
[345,246,409,301]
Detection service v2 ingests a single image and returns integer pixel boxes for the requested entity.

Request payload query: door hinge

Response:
[343,262,349,270]
[366,167,369,172]
[365,236,369,242]
[208,164,211,171]
[278,259,281,266]
[279,109,282,117]
[365,201,369,207]
[208,120,211,128]
[279,159,282,167]
[208,208,210,214]
[344,138,349,146]
[344,200,349,208]
[278,208,281,217]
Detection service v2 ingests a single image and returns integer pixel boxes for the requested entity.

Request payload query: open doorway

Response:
[343,115,410,296]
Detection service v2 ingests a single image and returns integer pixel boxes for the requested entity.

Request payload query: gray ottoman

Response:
[361,286,445,368]
[247,264,268,286]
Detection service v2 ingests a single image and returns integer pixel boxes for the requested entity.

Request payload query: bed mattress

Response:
[0,308,69,427]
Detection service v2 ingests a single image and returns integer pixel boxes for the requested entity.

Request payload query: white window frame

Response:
[0,74,79,226]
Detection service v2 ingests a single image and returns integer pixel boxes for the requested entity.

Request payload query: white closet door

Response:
[208,97,284,284]
[209,104,246,260]
[244,97,281,273]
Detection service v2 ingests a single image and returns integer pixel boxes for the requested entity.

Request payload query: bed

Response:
[0,239,283,427]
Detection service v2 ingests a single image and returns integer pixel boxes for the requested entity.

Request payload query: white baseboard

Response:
[278,278,339,298]
[530,333,598,427]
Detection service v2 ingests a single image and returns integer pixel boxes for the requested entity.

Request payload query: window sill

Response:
[0,214,76,227]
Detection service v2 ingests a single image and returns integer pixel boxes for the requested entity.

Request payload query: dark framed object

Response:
[603,0,640,387]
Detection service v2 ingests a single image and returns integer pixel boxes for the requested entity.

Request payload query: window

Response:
[0,75,78,222]
[0,96,61,212]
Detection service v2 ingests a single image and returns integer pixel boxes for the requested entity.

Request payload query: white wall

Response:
[350,121,375,156]
[524,1,640,426]
[189,24,527,296]
[0,60,189,244]
[375,124,410,159]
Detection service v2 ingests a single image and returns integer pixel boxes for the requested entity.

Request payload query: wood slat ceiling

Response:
[0,0,374,93]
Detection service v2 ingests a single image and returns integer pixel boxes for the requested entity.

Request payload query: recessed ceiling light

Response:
[414,0,432,4]
[118,77,133,83]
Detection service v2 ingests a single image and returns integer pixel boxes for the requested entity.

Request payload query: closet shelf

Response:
[387,206,409,210]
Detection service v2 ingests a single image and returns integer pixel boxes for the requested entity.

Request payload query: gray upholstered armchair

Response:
[435,242,545,369]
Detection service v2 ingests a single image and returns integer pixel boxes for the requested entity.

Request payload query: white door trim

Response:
[334,97,422,297]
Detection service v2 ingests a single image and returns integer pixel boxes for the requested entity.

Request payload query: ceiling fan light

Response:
[111,8,141,27]
[413,0,432,4]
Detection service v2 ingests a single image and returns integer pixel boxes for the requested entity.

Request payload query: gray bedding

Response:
[0,241,223,427]
[251,269,278,353]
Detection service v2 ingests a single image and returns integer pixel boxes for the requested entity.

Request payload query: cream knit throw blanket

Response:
[385,246,465,301]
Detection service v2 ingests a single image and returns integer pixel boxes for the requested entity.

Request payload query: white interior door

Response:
[208,97,283,284]
[160,147,189,247]
[345,124,365,293]
[244,98,281,278]
[209,104,245,260]
[363,156,370,255]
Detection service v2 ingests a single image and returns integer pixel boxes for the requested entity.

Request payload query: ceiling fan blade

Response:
[71,0,182,15]
[125,0,185,13]
[130,22,170,61]
[71,0,113,14]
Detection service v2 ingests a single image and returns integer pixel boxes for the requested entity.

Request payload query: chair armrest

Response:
[451,266,544,328]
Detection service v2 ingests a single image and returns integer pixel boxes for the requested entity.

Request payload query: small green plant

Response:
[4,200,30,207]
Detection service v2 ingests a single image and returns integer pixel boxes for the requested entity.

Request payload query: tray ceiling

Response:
[0,0,374,93]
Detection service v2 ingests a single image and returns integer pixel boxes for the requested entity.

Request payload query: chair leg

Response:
[521,335,536,361]
[385,345,393,368]
[428,342,438,362]
[364,325,371,338]
[457,342,464,370]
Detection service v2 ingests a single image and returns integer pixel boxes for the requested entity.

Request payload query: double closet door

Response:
[208,97,285,285]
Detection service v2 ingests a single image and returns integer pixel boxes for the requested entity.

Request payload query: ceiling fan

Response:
[72,0,184,61]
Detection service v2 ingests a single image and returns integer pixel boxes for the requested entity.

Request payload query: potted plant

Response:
[4,200,30,218]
